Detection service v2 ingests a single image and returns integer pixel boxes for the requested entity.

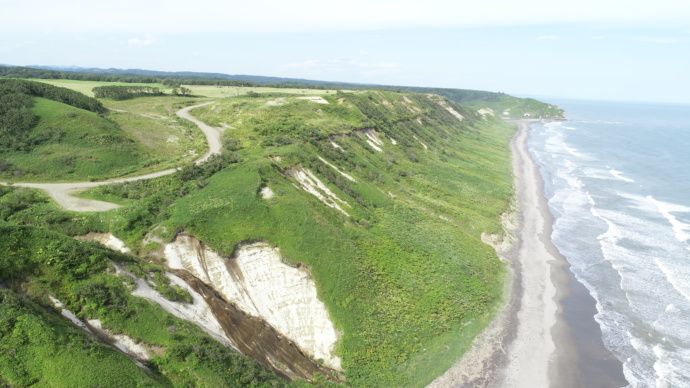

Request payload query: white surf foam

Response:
[610,169,636,183]
[628,330,644,351]
[648,196,690,245]
[578,120,623,125]
[564,145,584,157]
[592,206,621,243]
[655,258,690,303]
[665,304,679,313]
[530,115,690,388]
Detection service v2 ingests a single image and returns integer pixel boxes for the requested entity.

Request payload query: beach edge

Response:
[429,120,628,388]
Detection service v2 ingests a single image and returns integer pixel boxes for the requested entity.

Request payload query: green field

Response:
[36,78,339,99]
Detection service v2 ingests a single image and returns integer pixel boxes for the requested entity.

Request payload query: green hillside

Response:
[87,90,515,386]
[467,94,565,119]
[0,84,526,386]
[0,79,206,182]
[1,97,148,181]
[0,221,291,387]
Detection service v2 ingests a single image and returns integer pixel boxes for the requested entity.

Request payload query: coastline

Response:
[429,120,627,387]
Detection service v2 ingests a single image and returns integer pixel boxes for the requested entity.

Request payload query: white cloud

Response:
[0,40,36,52]
[628,36,682,44]
[126,33,159,47]
[3,0,690,35]
[285,57,400,77]
[536,35,559,40]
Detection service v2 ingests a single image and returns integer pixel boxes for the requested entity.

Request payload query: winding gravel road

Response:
[1,102,221,212]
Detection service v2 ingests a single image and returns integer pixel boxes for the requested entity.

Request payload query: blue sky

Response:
[2,0,689,103]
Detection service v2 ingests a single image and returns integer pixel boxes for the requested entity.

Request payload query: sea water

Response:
[527,99,690,388]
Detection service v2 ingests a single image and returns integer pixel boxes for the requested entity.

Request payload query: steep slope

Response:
[155,90,515,386]
[164,234,342,370]
[0,222,289,387]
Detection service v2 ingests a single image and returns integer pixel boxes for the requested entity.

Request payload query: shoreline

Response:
[429,120,627,387]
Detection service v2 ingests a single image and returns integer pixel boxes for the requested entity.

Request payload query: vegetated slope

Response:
[101,90,514,386]
[465,94,565,120]
[0,80,206,182]
[1,97,148,181]
[1,87,516,386]
[0,220,291,387]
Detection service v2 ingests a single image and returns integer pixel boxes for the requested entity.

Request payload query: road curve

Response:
[1,102,221,212]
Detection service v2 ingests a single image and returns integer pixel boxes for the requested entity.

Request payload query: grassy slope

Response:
[473,94,565,119]
[158,91,514,386]
[1,96,208,182]
[1,97,147,182]
[0,289,160,387]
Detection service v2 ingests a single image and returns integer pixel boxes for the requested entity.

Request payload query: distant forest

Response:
[0,65,505,104]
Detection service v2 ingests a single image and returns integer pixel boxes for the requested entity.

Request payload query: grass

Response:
[2,86,515,387]
[0,221,290,387]
[185,85,339,98]
[106,105,207,166]
[104,95,209,116]
[151,90,514,386]
[0,94,211,182]
[0,289,160,387]
[0,97,148,182]
[471,94,565,119]
[33,79,168,97]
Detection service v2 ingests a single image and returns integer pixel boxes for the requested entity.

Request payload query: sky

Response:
[2,0,690,104]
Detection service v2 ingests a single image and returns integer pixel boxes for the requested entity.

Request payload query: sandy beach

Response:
[430,121,627,387]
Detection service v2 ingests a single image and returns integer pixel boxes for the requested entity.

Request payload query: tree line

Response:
[0,65,340,90]
[0,66,258,87]
[92,85,164,100]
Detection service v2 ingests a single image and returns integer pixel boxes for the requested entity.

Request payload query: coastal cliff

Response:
[0,80,558,386]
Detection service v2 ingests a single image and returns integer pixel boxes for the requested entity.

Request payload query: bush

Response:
[92,85,164,100]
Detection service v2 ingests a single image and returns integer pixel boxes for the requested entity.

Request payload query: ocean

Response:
[526,99,690,388]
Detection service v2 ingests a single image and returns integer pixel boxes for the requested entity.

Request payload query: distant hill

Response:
[26,65,357,86]
[1,65,565,118]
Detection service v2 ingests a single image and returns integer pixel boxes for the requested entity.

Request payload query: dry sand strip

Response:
[1,102,221,212]
[498,121,563,387]
[430,121,627,388]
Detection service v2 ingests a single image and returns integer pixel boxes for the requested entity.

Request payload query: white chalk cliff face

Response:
[287,167,350,217]
[164,234,342,370]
